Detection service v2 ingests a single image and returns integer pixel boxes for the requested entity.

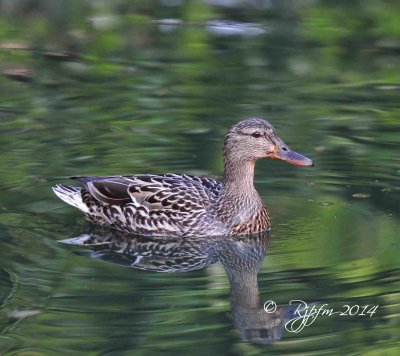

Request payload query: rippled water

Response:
[1,1,400,354]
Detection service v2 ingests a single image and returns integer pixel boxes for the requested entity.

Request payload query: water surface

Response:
[1,1,399,354]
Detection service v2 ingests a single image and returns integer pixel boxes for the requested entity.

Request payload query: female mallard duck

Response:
[53,118,313,237]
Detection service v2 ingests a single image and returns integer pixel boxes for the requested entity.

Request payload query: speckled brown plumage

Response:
[53,118,313,237]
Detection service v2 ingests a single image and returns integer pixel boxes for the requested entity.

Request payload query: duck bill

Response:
[270,144,314,167]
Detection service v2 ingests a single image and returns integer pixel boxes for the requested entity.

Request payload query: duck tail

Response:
[52,184,90,213]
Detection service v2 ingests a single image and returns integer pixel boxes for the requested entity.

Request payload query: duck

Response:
[53,118,313,237]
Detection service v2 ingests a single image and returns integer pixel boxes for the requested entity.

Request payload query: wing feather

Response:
[74,173,222,213]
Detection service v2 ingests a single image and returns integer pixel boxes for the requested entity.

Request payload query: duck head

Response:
[224,118,314,167]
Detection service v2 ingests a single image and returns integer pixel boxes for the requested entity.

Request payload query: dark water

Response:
[1,1,400,354]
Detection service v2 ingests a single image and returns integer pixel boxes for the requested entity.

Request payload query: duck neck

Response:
[222,157,257,197]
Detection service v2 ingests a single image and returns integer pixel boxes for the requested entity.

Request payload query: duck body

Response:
[53,118,313,237]
[53,173,269,237]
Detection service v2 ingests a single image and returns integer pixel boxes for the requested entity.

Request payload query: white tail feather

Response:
[52,184,89,213]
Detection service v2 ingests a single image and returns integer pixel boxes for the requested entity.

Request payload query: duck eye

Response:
[252,131,262,138]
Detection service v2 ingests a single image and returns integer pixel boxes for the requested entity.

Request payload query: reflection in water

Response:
[154,19,267,36]
[61,226,298,344]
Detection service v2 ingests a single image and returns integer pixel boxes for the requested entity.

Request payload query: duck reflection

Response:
[61,226,297,344]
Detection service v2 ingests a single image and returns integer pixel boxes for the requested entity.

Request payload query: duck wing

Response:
[72,173,222,212]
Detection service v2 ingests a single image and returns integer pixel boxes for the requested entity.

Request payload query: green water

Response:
[1,1,399,354]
